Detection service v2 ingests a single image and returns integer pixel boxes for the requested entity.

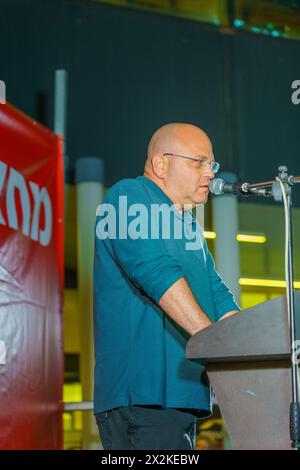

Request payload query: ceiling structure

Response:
[89,0,300,40]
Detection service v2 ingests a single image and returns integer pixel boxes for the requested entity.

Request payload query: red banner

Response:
[0,103,64,449]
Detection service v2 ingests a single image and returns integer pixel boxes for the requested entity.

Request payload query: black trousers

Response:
[95,405,198,450]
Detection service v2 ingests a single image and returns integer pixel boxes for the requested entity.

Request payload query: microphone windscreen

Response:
[209,178,224,195]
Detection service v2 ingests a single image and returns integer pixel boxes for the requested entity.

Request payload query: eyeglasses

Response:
[163,153,220,174]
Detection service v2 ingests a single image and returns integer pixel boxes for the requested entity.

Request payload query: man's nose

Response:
[204,164,214,179]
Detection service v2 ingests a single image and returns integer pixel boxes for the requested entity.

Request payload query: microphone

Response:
[209,178,249,196]
[209,178,273,197]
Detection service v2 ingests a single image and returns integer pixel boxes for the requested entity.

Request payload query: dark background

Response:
[1,0,299,205]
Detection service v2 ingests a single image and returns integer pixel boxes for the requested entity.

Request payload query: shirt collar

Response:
[136,176,196,225]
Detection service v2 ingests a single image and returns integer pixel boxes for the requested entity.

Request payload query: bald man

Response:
[93,123,240,450]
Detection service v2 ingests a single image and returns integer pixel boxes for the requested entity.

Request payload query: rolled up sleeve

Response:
[205,246,241,321]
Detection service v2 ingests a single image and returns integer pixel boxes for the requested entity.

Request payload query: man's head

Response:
[144,123,217,209]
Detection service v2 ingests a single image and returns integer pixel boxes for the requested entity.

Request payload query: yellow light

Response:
[236,234,266,243]
[63,413,72,432]
[203,231,216,239]
[63,383,82,403]
[239,278,300,289]
[203,232,267,243]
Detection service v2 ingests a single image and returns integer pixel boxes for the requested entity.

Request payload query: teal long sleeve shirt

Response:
[93,175,240,414]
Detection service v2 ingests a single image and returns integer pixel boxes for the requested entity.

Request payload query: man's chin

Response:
[192,188,210,205]
[184,193,209,207]
[194,194,209,205]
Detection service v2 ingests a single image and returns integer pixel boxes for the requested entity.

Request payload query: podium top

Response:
[186,293,300,363]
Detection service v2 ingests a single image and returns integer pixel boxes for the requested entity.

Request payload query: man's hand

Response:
[218,309,240,321]
[159,277,212,336]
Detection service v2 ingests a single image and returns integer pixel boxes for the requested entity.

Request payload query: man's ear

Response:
[151,153,168,179]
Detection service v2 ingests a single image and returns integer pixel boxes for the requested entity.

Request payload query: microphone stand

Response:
[242,166,300,449]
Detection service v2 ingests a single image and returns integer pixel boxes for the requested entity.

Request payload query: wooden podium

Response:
[186,293,300,450]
